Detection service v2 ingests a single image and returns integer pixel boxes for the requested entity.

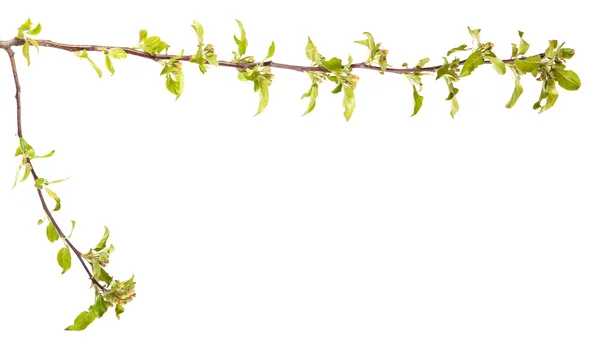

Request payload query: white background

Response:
[1,0,599,336]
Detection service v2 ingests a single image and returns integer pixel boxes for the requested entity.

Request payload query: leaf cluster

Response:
[303,37,358,120]
[66,227,136,330]
[17,18,41,66]
[231,20,276,116]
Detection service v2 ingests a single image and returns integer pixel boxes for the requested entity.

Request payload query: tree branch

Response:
[0,37,531,74]
[2,44,106,291]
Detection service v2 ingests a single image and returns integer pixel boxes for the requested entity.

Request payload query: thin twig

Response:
[2,44,106,291]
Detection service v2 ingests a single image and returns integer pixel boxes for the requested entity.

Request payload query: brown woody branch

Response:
[1,43,105,291]
[0,37,525,74]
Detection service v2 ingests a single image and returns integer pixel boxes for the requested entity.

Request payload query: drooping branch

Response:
[1,44,106,291]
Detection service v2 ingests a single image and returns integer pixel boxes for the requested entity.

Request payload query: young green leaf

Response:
[191,20,204,46]
[460,50,484,77]
[57,247,72,274]
[105,55,115,75]
[404,73,423,91]
[19,164,31,183]
[301,83,319,116]
[94,226,110,251]
[28,23,42,35]
[115,304,125,320]
[138,29,148,43]
[506,73,523,108]
[141,36,169,55]
[64,306,97,331]
[33,149,55,159]
[17,18,32,39]
[264,41,275,61]
[28,37,39,52]
[354,32,375,50]
[48,176,70,184]
[165,71,184,99]
[411,85,424,117]
[435,58,458,80]
[74,50,102,77]
[545,40,558,59]
[450,96,460,118]
[107,48,127,59]
[46,222,60,242]
[22,42,31,66]
[447,44,467,56]
[539,80,559,113]
[485,55,506,75]
[415,58,430,68]
[467,26,481,47]
[96,265,113,284]
[554,68,581,91]
[68,220,76,238]
[94,295,108,318]
[343,84,356,121]
[322,57,342,73]
[559,48,575,59]
[34,177,46,189]
[515,55,542,75]
[234,19,248,56]
[12,163,23,189]
[517,31,530,55]
[305,37,320,64]
[18,137,33,156]
[256,78,269,116]
[45,187,61,211]
[331,82,343,94]
[511,43,518,59]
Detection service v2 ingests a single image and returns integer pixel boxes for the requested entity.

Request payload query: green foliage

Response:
[64,306,97,331]
[231,20,275,116]
[74,50,102,77]
[403,58,430,116]
[436,57,461,117]
[467,26,481,47]
[460,50,484,77]
[64,277,131,330]
[301,73,320,115]
[46,222,59,242]
[57,246,71,274]
[94,226,110,251]
[100,47,127,75]
[190,20,219,74]
[508,38,580,112]
[447,44,467,56]
[4,18,584,332]
[233,19,248,57]
[9,134,132,331]
[515,55,542,74]
[135,29,169,56]
[160,50,185,99]
[303,38,359,121]
[17,18,42,66]
[505,65,523,108]
[355,32,389,73]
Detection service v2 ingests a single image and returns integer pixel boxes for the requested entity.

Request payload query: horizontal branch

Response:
[0,37,529,74]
